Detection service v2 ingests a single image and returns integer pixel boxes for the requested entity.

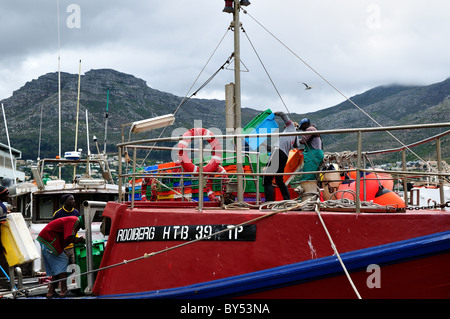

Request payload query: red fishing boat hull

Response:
[92,202,450,298]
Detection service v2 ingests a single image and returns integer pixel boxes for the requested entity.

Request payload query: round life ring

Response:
[177,128,222,173]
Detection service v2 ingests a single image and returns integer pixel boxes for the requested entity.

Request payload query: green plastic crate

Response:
[74,240,105,293]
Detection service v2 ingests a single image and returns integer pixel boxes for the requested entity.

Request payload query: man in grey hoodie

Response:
[263,111,299,202]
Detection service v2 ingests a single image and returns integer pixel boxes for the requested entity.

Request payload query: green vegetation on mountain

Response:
[1,69,449,163]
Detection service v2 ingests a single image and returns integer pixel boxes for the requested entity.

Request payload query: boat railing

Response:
[34,155,115,188]
[117,122,450,212]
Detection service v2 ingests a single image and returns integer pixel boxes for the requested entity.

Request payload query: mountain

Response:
[0,69,256,161]
[301,79,450,158]
[0,69,449,162]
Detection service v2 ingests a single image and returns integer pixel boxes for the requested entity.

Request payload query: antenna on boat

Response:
[73,59,82,179]
[86,109,91,175]
[37,103,43,161]
[103,88,110,155]
[86,110,90,155]
[74,59,82,153]
[223,0,250,202]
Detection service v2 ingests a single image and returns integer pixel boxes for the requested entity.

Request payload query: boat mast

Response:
[74,59,82,154]
[1,103,17,185]
[73,59,82,179]
[104,88,110,155]
[232,0,244,202]
[57,0,62,179]
[86,109,91,175]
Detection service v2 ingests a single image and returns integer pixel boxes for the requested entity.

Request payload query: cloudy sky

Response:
[1,0,450,115]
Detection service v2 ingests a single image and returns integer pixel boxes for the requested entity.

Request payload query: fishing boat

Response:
[0,151,120,297]
[1,67,120,295]
[87,128,449,299]
[87,1,449,299]
[5,153,119,281]
[3,1,450,300]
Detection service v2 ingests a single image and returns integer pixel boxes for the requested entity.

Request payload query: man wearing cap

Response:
[296,118,324,201]
[298,118,324,181]
[37,215,85,298]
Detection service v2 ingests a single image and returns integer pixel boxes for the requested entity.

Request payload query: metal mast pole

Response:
[104,88,110,154]
[1,104,17,184]
[73,59,81,179]
[74,59,82,153]
[233,0,244,202]
[57,0,62,179]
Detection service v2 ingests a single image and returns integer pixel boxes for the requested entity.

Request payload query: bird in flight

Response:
[299,82,313,90]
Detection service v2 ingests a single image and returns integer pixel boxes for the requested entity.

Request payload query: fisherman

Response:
[52,194,80,267]
[53,194,80,220]
[263,111,299,202]
[298,118,324,198]
[37,215,85,298]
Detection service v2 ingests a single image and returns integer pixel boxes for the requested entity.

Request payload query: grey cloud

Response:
[1,0,450,113]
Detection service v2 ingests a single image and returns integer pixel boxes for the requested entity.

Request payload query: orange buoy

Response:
[336,175,379,201]
[373,186,405,208]
[347,171,393,188]
[372,172,394,190]
[336,172,395,201]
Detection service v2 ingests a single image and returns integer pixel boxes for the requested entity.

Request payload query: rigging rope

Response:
[152,177,197,202]
[137,27,232,167]
[242,27,291,115]
[242,9,441,175]
[313,200,362,299]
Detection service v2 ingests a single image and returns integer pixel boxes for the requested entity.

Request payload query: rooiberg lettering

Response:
[115,224,256,243]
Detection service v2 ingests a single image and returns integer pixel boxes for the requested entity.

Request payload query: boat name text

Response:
[115,224,256,243]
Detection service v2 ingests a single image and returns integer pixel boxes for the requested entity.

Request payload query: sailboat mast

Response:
[233,0,244,202]
[104,88,110,154]
[1,104,17,185]
[57,0,62,179]
[73,59,82,179]
[74,59,82,153]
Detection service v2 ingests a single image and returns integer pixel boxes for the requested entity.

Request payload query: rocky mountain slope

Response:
[0,69,449,162]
